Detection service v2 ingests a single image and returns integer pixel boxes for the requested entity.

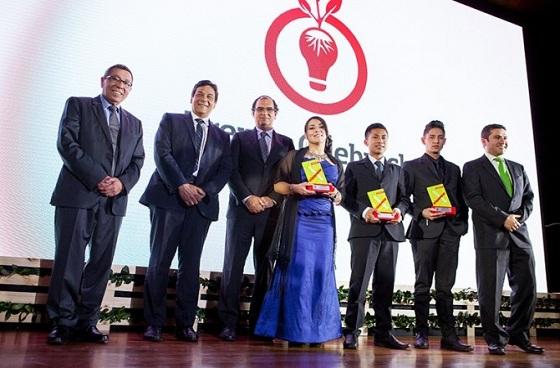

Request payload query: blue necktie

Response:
[259,131,269,161]
[374,161,383,181]
[194,118,204,155]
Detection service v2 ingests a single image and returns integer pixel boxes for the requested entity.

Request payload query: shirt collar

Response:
[190,111,208,125]
[100,95,119,112]
[368,155,384,166]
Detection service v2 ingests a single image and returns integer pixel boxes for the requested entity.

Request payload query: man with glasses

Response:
[48,64,144,345]
[217,96,294,341]
[140,80,232,343]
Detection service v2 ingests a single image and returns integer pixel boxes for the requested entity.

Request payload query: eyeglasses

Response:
[253,107,277,113]
[104,75,133,88]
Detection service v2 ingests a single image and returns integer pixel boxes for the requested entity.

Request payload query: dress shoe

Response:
[143,325,163,342]
[251,334,274,342]
[343,333,358,349]
[441,338,473,352]
[176,326,198,342]
[374,334,410,350]
[309,343,323,348]
[488,343,506,355]
[47,325,71,345]
[76,325,108,344]
[414,333,429,349]
[508,338,544,354]
[219,327,236,342]
[288,341,305,347]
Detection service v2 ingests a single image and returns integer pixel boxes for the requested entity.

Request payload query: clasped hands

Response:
[245,195,275,214]
[178,183,206,207]
[97,176,123,197]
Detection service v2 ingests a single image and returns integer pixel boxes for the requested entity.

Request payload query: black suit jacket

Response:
[226,128,294,216]
[140,112,232,221]
[50,96,145,216]
[402,154,468,239]
[462,155,533,249]
[341,158,410,241]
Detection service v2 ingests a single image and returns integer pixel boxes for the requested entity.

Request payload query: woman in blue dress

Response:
[254,116,344,346]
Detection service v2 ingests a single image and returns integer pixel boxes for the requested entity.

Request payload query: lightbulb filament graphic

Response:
[299,27,338,91]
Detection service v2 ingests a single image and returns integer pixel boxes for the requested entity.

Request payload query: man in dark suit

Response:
[462,124,543,355]
[48,64,145,345]
[401,120,472,352]
[217,96,294,341]
[140,80,232,343]
[341,123,410,350]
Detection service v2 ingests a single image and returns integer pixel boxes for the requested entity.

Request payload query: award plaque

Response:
[302,159,334,193]
[426,183,456,217]
[367,188,397,221]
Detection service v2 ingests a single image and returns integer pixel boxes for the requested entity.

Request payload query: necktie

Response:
[259,131,269,161]
[108,105,120,175]
[435,159,445,179]
[194,118,204,155]
[374,161,383,181]
[494,157,513,197]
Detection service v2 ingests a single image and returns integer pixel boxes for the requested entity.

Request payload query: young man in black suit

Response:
[217,96,294,341]
[463,124,543,355]
[48,64,145,344]
[401,120,472,352]
[140,80,232,343]
[341,123,410,350]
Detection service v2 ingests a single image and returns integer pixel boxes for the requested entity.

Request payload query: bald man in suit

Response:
[217,96,294,341]
[462,124,543,355]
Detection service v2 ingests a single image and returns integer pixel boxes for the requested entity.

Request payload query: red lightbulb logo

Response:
[298,0,342,91]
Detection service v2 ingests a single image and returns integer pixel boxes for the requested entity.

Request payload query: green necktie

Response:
[494,157,513,197]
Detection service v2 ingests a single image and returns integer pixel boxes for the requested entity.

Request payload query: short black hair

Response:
[103,64,133,82]
[191,80,219,102]
[251,95,278,112]
[364,123,388,139]
[423,120,445,136]
[481,124,507,139]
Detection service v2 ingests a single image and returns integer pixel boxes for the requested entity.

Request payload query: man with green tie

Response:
[462,124,543,356]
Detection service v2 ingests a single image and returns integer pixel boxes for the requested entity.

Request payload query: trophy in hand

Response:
[367,188,397,221]
[302,159,335,193]
[427,183,456,216]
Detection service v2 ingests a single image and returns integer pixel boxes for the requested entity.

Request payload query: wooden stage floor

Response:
[1,331,558,368]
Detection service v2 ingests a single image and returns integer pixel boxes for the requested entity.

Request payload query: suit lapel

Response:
[267,130,283,164]
[421,155,440,180]
[115,109,131,170]
[480,155,510,195]
[360,158,379,183]
[184,113,198,152]
[92,96,112,143]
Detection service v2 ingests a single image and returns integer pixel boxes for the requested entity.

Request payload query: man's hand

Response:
[178,183,206,206]
[245,195,265,214]
[97,176,124,197]
[504,214,522,232]
[388,208,402,224]
[422,207,447,221]
[364,208,381,223]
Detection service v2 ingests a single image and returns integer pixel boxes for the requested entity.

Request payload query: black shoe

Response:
[441,338,473,352]
[309,343,323,348]
[508,338,544,354]
[176,326,198,342]
[143,325,163,342]
[414,333,429,349]
[47,325,71,345]
[219,327,236,342]
[374,334,410,350]
[288,341,305,347]
[343,333,358,349]
[251,334,274,342]
[76,325,108,344]
[488,343,506,355]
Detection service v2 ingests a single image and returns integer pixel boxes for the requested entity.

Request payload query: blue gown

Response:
[254,160,342,343]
